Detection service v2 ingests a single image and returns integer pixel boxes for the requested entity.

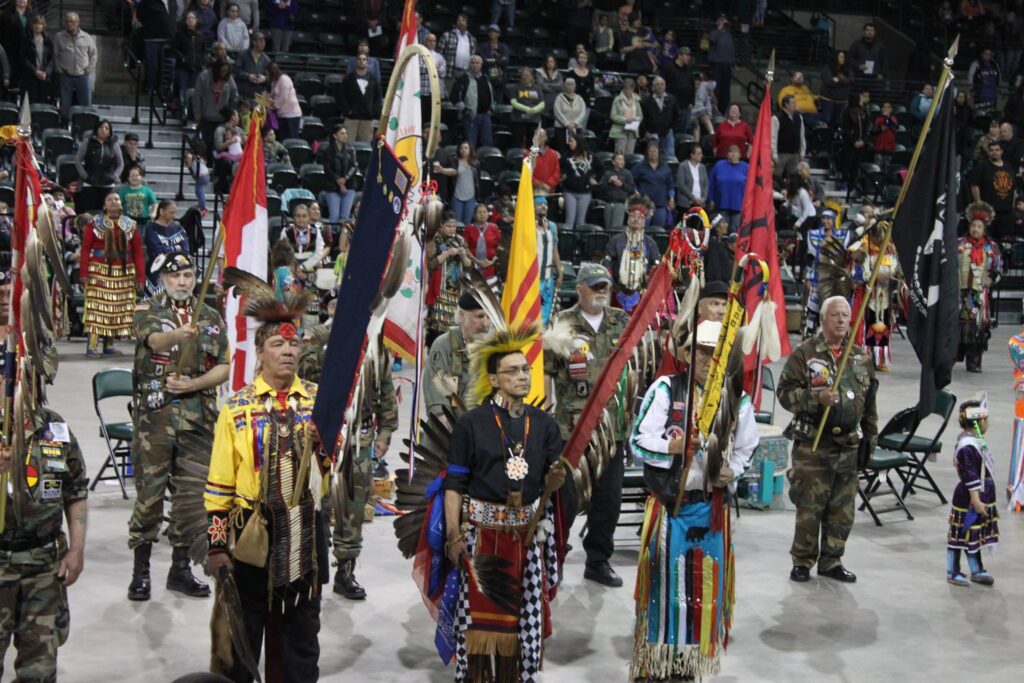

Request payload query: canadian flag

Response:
[223,117,269,390]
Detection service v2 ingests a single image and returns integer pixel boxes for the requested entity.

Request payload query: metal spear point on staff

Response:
[811,37,960,452]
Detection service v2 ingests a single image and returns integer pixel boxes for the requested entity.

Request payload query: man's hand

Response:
[58,547,85,586]
[337,178,347,192]
[207,552,233,578]
[817,388,839,407]
[446,536,467,566]
[545,462,567,490]
[716,467,736,488]
[176,324,198,344]
[668,436,685,455]
[165,373,195,395]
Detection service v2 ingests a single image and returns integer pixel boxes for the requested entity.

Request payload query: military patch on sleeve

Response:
[807,358,832,389]
[41,479,62,500]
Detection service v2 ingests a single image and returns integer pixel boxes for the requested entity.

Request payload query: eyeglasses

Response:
[496,366,531,377]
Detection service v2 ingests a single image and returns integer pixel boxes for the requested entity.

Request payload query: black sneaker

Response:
[583,562,624,587]
[790,566,811,582]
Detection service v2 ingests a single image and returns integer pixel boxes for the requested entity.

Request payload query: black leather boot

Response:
[167,547,211,597]
[333,559,367,600]
[128,544,152,601]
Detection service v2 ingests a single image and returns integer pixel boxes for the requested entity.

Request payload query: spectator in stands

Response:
[346,39,382,85]
[217,3,249,54]
[120,132,146,183]
[118,167,159,226]
[641,75,680,156]
[188,0,218,47]
[796,161,825,209]
[421,33,446,117]
[507,67,545,148]
[54,12,97,122]
[266,0,298,54]
[136,0,176,94]
[20,13,54,105]
[619,12,657,73]
[0,0,31,90]
[263,127,290,166]
[465,203,502,282]
[772,94,806,180]
[452,55,495,149]
[662,47,696,133]
[690,71,717,139]
[536,53,565,117]
[785,174,816,231]
[676,142,708,211]
[598,151,635,229]
[999,121,1024,171]
[657,28,679,68]
[569,50,597,106]
[974,119,1001,163]
[969,48,1000,116]
[713,104,752,159]
[960,0,986,20]
[873,102,897,166]
[340,53,383,144]
[234,31,270,101]
[436,141,480,226]
[489,0,516,33]
[561,132,598,228]
[476,26,508,98]
[819,50,851,128]
[632,140,675,228]
[531,127,560,196]
[193,61,239,158]
[708,144,749,234]
[778,71,820,125]
[592,14,614,57]
[208,42,234,67]
[235,0,259,32]
[184,143,209,214]
[267,62,301,140]
[848,22,885,83]
[213,106,246,179]
[1002,11,1024,79]
[143,199,190,292]
[635,73,650,99]
[708,13,735,111]
[970,141,1016,240]
[839,90,870,195]
[318,124,357,224]
[910,83,933,124]
[534,197,561,324]
[174,11,205,112]
[438,14,475,93]
[610,77,642,155]
[75,119,123,206]
[954,89,974,152]
[554,78,587,148]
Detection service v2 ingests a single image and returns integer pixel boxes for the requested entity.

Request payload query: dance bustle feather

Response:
[393,406,456,558]
[34,203,71,293]
[222,265,314,321]
[817,235,854,302]
[463,269,508,333]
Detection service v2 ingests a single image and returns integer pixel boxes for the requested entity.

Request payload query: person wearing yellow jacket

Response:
[204,287,332,683]
[777,71,820,122]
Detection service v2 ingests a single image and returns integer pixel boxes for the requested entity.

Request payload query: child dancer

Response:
[947,394,999,586]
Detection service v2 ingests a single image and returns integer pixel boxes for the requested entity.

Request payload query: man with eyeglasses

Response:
[544,262,631,587]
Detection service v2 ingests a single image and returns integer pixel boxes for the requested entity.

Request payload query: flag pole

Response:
[811,37,959,451]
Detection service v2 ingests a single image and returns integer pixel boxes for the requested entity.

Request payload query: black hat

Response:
[124,132,140,142]
[458,291,483,311]
[699,280,729,300]
[151,252,195,275]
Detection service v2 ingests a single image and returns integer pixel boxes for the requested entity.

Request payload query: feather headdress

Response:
[222,266,315,346]
[966,200,994,226]
[467,323,541,405]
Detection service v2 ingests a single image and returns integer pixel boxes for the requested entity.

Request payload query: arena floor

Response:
[16,328,1023,682]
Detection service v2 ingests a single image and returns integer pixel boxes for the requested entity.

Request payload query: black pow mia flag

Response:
[891,83,960,416]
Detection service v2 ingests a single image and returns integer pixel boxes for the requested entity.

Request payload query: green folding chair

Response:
[89,368,135,499]
[754,366,776,425]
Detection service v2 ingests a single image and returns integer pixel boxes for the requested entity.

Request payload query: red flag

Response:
[734,80,791,398]
[12,136,42,341]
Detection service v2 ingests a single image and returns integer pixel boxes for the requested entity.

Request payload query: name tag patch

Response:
[41,479,62,500]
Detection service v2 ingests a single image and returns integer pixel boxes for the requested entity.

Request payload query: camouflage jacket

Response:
[298,322,332,384]
[777,332,878,451]
[352,351,399,447]
[133,292,229,422]
[544,304,630,441]
[424,326,473,415]
[0,408,88,548]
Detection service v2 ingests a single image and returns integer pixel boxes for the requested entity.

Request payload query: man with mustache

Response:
[544,262,631,587]
[127,252,229,601]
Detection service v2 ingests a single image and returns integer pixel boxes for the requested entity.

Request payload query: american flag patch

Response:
[394,169,408,194]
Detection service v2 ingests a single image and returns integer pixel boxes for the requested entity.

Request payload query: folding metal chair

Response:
[89,368,134,499]
[858,448,914,526]
[754,366,776,425]
[879,390,956,504]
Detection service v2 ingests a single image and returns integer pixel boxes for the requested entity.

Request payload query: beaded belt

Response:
[468,497,537,530]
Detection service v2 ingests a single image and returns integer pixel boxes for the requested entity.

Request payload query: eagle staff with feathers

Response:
[0,99,90,680]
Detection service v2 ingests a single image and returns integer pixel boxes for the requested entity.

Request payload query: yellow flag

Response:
[501,158,545,403]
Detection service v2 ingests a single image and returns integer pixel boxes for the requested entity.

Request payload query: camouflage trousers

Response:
[787,442,859,570]
[0,536,70,683]
[128,409,210,549]
[331,440,373,562]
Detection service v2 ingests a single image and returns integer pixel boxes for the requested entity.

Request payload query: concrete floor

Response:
[14,328,1023,682]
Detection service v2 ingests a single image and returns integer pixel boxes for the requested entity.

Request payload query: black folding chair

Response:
[879,390,956,504]
[858,447,914,526]
[754,366,776,425]
[89,368,134,499]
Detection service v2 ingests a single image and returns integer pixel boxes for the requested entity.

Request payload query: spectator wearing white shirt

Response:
[787,175,816,230]
[420,33,447,121]
[675,143,708,210]
[217,3,250,54]
[438,14,475,95]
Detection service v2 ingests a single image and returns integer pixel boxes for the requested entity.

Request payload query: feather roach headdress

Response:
[966,200,994,226]
[222,266,315,347]
[467,323,541,405]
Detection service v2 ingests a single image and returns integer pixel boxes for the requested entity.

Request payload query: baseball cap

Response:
[576,262,612,287]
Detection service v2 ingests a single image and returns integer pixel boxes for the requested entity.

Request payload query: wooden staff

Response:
[811,37,959,451]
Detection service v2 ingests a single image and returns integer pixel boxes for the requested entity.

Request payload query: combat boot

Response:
[128,543,152,601]
[334,559,367,600]
[167,547,211,597]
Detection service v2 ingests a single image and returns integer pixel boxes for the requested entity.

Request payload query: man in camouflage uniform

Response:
[128,253,230,600]
[544,263,631,587]
[331,345,398,600]
[0,407,88,682]
[778,295,878,584]
[423,291,491,417]
[297,287,338,384]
